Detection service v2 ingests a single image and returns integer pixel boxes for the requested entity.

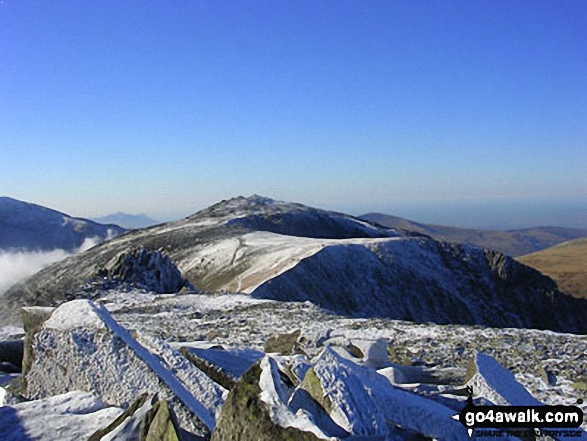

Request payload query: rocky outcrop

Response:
[264,329,302,355]
[22,300,225,439]
[466,352,544,406]
[95,247,193,294]
[88,394,181,441]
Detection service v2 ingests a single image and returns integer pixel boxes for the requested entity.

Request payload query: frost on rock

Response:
[96,247,193,294]
[467,352,545,406]
[211,360,325,441]
[258,355,334,439]
[0,391,122,441]
[23,299,224,439]
[303,347,469,440]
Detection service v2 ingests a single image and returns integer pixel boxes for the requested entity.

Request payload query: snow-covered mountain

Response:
[2,195,586,334]
[0,197,126,252]
[92,212,159,229]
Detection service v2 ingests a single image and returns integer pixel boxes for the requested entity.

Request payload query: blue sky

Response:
[1,1,585,228]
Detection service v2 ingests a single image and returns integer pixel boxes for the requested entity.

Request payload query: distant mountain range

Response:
[0,197,126,252]
[518,237,587,299]
[360,213,587,257]
[3,195,585,333]
[92,212,159,229]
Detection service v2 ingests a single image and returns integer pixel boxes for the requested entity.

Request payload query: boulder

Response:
[264,329,302,355]
[210,360,323,441]
[22,299,225,439]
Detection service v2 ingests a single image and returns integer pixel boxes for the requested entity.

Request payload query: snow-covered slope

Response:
[0,197,125,252]
[250,235,586,331]
[2,195,586,334]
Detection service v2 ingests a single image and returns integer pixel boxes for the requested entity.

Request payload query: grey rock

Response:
[210,363,322,441]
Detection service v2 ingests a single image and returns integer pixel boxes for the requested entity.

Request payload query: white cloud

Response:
[0,235,107,296]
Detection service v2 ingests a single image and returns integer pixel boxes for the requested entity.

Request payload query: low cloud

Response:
[0,234,110,296]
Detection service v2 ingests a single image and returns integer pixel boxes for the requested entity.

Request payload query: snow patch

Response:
[0,391,122,441]
[44,299,106,331]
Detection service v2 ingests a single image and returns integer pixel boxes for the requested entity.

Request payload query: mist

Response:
[0,236,101,296]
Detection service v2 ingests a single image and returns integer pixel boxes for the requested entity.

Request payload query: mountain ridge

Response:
[0,196,126,252]
[360,212,587,257]
[2,195,585,334]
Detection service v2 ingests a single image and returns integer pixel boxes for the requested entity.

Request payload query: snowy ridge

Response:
[181,231,399,294]
[251,237,586,332]
[3,195,586,335]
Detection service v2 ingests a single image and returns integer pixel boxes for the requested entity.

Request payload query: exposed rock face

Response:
[21,306,55,388]
[95,247,194,294]
[88,394,181,441]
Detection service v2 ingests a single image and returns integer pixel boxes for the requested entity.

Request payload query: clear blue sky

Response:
[1,1,585,228]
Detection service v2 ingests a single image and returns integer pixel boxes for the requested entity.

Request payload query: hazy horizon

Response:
[1,1,585,229]
[4,193,587,231]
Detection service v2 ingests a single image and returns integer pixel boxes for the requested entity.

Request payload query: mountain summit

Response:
[2,195,585,333]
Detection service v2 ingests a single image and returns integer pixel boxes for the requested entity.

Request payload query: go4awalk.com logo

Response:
[453,391,585,439]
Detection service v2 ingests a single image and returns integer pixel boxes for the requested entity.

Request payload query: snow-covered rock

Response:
[210,360,326,441]
[305,347,469,440]
[23,299,226,438]
[0,391,122,441]
[467,352,547,406]
[95,247,193,294]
